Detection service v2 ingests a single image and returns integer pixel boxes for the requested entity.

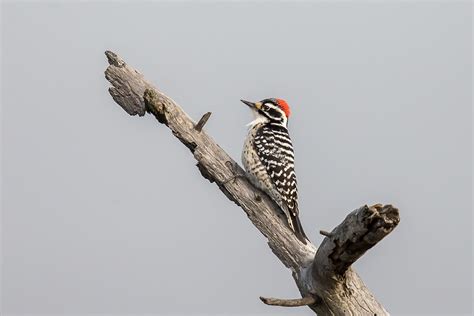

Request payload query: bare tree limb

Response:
[310,205,399,315]
[103,51,400,315]
[314,204,400,276]
[319,230,332,237]
[194,112,212,132]
[260,296,318,307]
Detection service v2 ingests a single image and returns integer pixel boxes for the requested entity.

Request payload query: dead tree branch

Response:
[103,50,400,315]
[260,296,318,307]
[194,112,212,132]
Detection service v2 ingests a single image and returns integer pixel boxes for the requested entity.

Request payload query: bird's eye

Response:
[263,104,270,111]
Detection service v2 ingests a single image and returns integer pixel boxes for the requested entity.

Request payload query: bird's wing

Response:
[254,125,308,244]
[254,125,299,216]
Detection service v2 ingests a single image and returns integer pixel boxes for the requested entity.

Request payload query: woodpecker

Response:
[240,98,308,244]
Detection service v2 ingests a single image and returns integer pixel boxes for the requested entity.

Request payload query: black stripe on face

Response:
[267,107,282,119]
[259,104,284,123]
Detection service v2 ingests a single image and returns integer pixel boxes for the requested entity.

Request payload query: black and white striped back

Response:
[251,123,308,243]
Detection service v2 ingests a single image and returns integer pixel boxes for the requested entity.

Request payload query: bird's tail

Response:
[291,214,309,245]
[280,202,309,244]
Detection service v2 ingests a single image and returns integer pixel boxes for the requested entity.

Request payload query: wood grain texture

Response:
[104,51,400,315]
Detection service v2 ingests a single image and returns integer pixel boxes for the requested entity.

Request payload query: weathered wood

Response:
[104,51,400,315]
[194,112,212,132]
[315,204,400,276]
[319,230,332,237]
[260,296,318,307]
[309,204,399,315]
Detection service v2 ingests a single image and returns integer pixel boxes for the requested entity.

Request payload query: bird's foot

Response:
[222,161,263,203]
[222,161,247,185]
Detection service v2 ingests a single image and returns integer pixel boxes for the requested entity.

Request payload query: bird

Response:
[240,98,308,244]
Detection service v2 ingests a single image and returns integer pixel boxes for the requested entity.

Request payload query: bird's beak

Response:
[240,99,262,110]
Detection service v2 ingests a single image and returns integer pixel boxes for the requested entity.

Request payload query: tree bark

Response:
[104,50,400,315]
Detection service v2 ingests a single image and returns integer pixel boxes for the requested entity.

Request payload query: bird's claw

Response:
[223,161,246,185]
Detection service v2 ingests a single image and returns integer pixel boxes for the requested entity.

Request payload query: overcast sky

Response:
[2,1,472,315]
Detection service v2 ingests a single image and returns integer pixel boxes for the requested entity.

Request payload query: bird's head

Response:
[241,98,291,127]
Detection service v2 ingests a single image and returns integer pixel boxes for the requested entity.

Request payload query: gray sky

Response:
[1,1,472,315]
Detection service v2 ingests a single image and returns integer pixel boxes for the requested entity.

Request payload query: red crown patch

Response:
[275,99,291,118]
